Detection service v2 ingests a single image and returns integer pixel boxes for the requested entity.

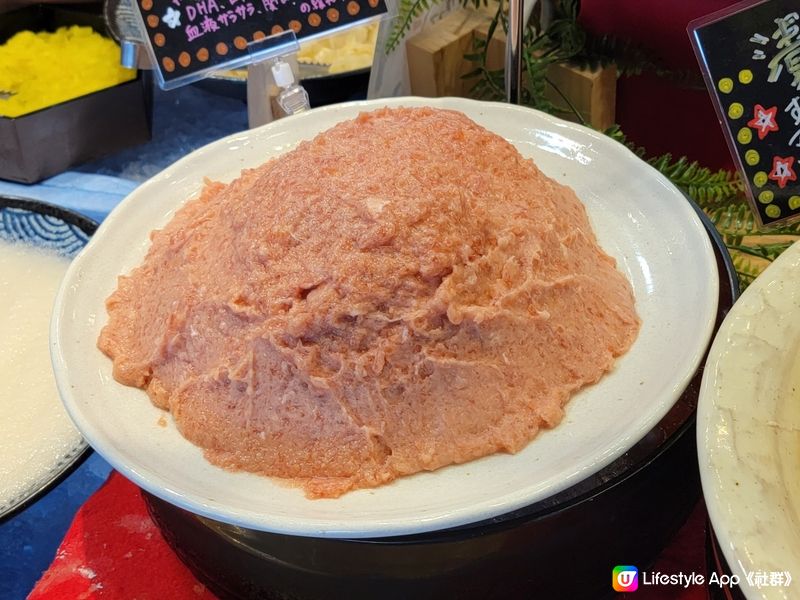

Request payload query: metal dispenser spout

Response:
[104,0,151,69]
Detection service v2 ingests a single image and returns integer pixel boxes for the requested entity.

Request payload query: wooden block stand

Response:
[406,6,617,131]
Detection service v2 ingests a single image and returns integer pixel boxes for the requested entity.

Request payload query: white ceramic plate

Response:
[52,97,718,538]
[699,240,800,599]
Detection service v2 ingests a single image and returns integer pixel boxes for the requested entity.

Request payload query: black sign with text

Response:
[690,0,800,226]
[135,0,386,85]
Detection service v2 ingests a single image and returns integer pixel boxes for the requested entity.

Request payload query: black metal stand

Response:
[505,0,524,103]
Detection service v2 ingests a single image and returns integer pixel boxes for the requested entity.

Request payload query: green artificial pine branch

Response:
[386,0,489,54]
[464,3,506,101]
[704,202,800,246]
[568,33,658,76]
[568,31,704,88]
[648,154,744,207]
[727,241,798,262]
[603,124,645,157]
[386,0,434,53]
[603,124,800,289]
[730,252,762,289]
[603,126,744,208]
[705,202,760,247]
[465,0,586,115]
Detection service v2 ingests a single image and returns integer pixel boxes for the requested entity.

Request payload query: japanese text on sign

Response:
[135,0,387,85]
[690,0,800,225]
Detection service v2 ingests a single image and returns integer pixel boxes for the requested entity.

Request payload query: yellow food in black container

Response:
[0,25,135,117]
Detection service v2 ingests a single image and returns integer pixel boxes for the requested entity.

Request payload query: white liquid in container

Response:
[0,239,82,510]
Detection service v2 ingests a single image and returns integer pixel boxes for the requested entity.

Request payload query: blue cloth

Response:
[0,172,126,600]
[0,171,138,224]
[0,455,113,600]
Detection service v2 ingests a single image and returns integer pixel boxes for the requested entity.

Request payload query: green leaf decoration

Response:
[466,3,506,101]
[647,154,744,208]
[569,32,659,77]
[567,31,704,88]
[729,252,762,290]
[386,0,490,54]
[601,124,645,158]
[602,126,743,207]
[705,201,760,246]
[386,0,436,53]
[728,241,798,262]
[705,201,800,245]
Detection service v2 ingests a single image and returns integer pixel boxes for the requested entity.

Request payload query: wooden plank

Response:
[473,18,617,130]
[406,8,492,97]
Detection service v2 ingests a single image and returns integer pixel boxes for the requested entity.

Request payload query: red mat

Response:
[28,471,707,599]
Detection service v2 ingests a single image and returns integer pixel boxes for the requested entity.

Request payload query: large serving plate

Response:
[0,196,96,522]
[699,240,800,600]
[52,97,718,538]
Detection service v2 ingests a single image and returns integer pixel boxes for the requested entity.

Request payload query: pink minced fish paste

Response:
[98,107,640,498]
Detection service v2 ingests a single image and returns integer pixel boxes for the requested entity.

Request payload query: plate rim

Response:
[698,239,800,599]
[52,96,720,537]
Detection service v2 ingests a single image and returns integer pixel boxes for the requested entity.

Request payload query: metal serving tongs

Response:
[103,0,151,69]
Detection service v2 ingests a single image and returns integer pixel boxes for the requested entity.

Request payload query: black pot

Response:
[144,202,737,600]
